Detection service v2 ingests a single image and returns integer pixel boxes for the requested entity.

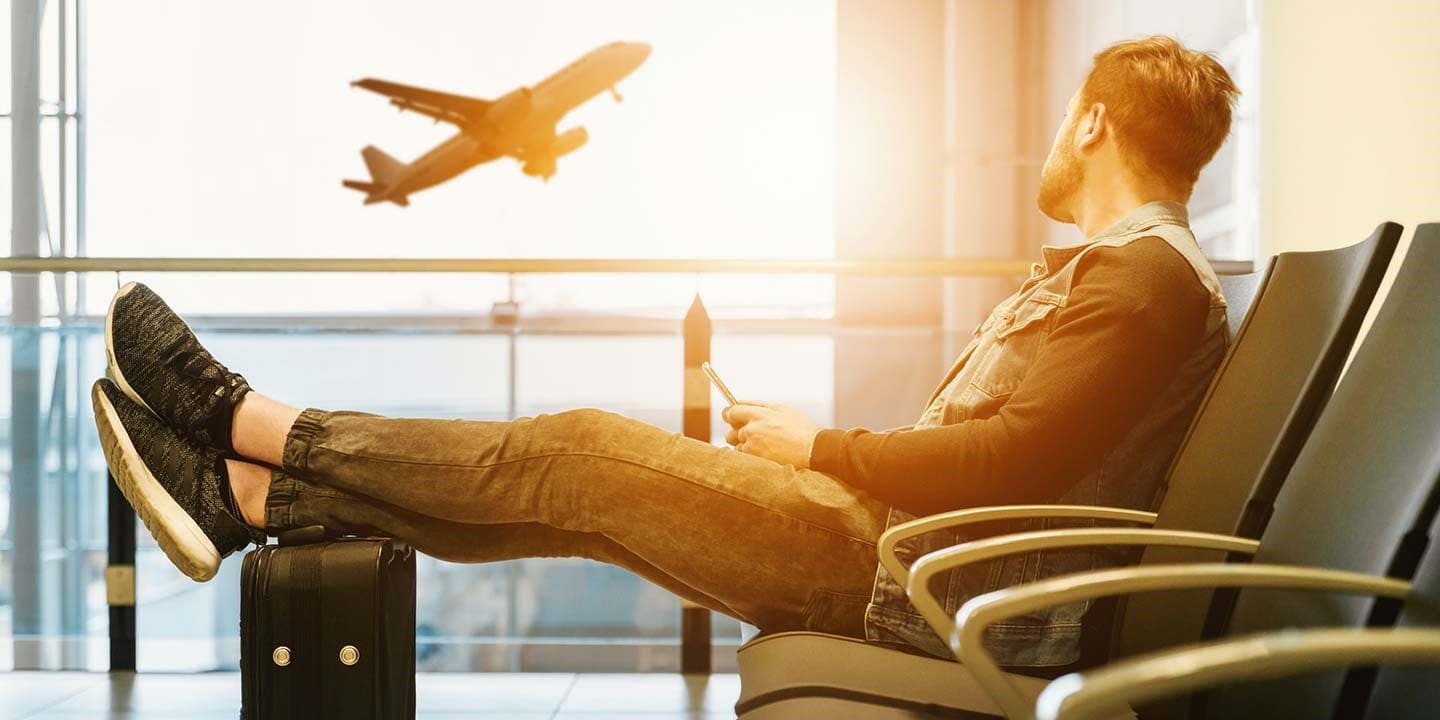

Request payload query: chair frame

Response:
[1034,627,1440,720]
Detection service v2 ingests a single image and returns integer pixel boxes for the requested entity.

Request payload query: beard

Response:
[1036,138,1084,224]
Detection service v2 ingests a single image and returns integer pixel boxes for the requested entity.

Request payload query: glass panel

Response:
[0,3,10,115]
[0,323,111,671]
[66,0,79,108]
[0,332,8,667]
[37,0,59,108]
[710,334,835,427]
[515,273,835,316]
[1,118,10,274]
[83,0,836,265]
[516,335,682,424]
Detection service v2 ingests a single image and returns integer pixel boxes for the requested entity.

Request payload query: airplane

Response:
[343,41,651,206]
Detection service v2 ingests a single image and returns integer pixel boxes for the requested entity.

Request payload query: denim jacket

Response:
[862,201,1230,666]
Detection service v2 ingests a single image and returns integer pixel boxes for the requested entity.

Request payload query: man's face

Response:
[1036,90,1085,223]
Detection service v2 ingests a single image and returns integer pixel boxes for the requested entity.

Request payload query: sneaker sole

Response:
[105,281,160,417]
[92,382,221,582]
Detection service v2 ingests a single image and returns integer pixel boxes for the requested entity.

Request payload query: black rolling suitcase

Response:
[240,526,417,719]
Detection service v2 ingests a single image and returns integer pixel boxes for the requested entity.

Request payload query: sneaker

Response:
[105,282,251,455]
[92,378,262,581]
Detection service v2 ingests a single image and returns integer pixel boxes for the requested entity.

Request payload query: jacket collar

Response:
[1039,200,1191,274]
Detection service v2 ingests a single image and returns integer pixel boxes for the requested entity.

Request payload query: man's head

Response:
[1037,35,1240,224]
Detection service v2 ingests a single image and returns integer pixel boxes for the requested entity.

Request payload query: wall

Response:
[833,0,1051,430]
[941,0,1048,360]
[830,0,1262,431]
[1257,0,1440,262]
[1036,0,1251,251]
[833,0,947,429]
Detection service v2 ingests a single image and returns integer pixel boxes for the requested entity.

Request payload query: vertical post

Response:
[107,472,137,671]
[679,294,713,674]
[11,0,45,670]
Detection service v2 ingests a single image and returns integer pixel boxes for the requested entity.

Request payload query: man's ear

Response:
[1075,102,1108,153]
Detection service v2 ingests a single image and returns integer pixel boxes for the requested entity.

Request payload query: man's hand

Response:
[721,401,820,469]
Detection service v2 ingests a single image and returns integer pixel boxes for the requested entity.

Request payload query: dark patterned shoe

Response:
[105,282,251,455]
[92,378,263,581]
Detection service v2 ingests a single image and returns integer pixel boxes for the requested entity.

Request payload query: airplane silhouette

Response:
[344,41,651,206]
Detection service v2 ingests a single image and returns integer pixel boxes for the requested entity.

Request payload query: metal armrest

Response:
[949,563,1411,720]
[905,528,1260,648]
[878,506,1158,586]
[1036,628,1440,720]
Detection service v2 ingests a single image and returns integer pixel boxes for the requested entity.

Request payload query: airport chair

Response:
[1215,266,1265,339]
[923,223,1440,719]
[734,224,1402,718]
[1034,515,1440,720]
[1035,627,1440,720]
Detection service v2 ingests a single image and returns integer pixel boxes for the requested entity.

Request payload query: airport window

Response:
[3,0,837,671]
[79,0,837,317]
[5,0,1264,677]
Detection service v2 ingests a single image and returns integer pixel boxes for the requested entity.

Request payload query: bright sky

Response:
[80,0,837,314]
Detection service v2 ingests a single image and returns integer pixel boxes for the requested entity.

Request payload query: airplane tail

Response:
[342,145,410,206]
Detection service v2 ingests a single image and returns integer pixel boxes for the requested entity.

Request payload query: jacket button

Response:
[339,645,360,666]
[272,646,291,667]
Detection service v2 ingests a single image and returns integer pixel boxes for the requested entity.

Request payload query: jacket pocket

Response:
[971,296,1061,398]
[801,589,873,638]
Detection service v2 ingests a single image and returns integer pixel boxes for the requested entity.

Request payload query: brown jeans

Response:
[264,407,890,636]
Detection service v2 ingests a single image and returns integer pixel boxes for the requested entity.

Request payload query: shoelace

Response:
[166,348,243,400]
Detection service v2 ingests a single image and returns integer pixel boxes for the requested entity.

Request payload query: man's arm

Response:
[808,237,1213,517]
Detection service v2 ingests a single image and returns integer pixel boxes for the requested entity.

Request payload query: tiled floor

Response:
[0,672,741,719]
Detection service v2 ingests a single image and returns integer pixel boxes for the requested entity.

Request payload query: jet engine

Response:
[549,127,589,158]
[522,157,557,180]
[521,128,589,181]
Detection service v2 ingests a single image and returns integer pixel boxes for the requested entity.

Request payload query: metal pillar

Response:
[11,0,46,671]
[107,474,137,671]
[679,294,713,674]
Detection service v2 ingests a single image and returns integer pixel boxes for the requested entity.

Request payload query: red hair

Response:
[1080,35,1240,191]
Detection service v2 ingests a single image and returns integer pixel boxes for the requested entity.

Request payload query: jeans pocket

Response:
[800,589,872,638]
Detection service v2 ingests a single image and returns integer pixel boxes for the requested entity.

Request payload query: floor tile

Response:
[416,672,575,712]
[416,715,552,720]
[552,714,734,720]
[24,711,239,720]
[2,671,739,718]
[42,673,239,713]
[558,674,741,714]
[0,673,107,720]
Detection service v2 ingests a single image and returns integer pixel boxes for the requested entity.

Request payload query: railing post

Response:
[107,472,137,671]
[680,293,713,674]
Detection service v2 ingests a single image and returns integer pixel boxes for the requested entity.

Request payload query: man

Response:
[93,35,1238,668]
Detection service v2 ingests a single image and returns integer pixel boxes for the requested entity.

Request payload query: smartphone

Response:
[700,361,738,406]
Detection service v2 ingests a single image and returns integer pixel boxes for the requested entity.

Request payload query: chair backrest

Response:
[1207,224,1440,718]
[1116,223,1403,660]
[1218,267,1267,339]
[1367,488,1440,719]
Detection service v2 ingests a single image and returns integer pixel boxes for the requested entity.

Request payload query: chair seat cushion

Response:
[736,631,1050,718]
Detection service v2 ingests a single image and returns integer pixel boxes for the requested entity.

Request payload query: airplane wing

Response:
[351,78,492,126]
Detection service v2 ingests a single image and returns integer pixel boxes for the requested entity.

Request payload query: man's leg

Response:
[263,469,746,617]
[232,397,889,636]
[99,282,886,635]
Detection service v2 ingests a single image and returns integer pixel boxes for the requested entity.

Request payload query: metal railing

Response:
[0,256,1037,275]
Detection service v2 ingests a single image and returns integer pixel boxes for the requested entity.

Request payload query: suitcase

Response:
[241,526,417,719]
